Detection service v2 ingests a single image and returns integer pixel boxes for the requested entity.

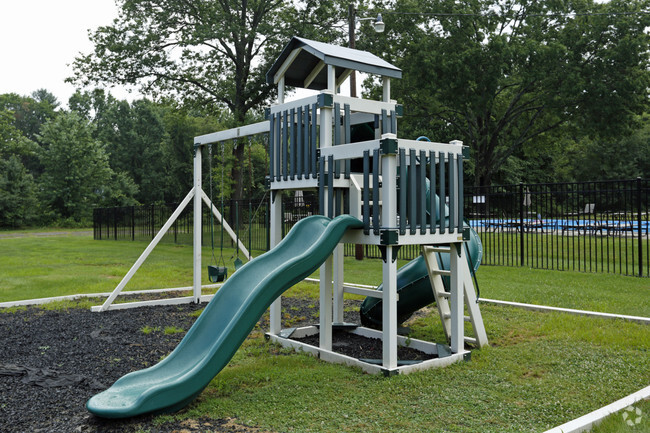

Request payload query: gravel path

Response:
[0,295,430,432]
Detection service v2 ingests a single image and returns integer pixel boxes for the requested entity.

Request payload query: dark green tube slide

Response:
[359,173,483,329]
[359,226,482,328]
[87,214,363,419]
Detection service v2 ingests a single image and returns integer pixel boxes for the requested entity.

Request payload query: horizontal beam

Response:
[194,121,269,146]
[319,138,465,161]
[332,94,399,116]
[399,139,465,156]
[343,285,383,299]
[480,298,650,325]
[90,294,215,312]
[269,95,321,115]
[0,285,224,310]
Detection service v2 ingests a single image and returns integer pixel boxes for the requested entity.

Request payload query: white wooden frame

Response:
[92,133,259,312]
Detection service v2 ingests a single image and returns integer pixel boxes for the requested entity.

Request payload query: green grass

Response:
[0,233,254,302]
[478,266,649,317]
[159,305,648,433]
[141,325,160,334]
[1,231,649,432]
[164,325,185,335]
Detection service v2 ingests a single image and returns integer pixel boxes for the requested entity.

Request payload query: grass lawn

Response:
[0,231,648,432]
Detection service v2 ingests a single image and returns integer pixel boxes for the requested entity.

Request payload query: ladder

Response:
[422,245,488,349]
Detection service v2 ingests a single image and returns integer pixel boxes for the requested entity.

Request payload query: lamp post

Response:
[348,5,385,97]
[349,5,384,261]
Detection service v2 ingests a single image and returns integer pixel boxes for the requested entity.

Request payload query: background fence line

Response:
[94,178,649,277]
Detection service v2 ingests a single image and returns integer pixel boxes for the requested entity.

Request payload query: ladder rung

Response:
[437,292,451,298]
[464,336,477,344]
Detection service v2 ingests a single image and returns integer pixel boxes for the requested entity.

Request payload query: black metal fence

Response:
[465,178,649,277]
[94,178,648,277]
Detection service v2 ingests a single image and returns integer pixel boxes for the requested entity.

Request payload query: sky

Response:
[0,0,139,106]
[0,0,340,108]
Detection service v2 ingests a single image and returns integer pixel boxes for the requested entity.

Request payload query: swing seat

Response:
[233,257,244,270]
[207,265,227,282]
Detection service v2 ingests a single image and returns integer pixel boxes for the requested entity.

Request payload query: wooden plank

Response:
[194,121,269,145]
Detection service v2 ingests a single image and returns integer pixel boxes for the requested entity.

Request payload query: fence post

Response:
[519,182,525,267]
[638,177,643,277]
[150,204,155,240]
[131,206,135,241]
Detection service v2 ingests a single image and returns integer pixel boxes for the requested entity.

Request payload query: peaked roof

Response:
[266,36,402,90]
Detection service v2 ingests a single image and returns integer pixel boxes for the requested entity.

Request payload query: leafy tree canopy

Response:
[69,0,354,201]
[363,0,650,187]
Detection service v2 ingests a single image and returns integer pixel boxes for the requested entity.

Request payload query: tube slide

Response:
[87,214,363,418]
[359,226,482,328]
[359,178,483,328]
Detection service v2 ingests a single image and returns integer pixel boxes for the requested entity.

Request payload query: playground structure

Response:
[87,37,487,418]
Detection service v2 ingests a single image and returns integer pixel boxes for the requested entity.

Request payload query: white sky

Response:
[0,0,387,109]
[0,0,139,106]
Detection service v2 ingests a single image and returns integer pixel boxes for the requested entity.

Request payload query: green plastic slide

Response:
[87,214,363,419]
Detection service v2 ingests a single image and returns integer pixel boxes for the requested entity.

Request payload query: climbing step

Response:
[421,244,488,349]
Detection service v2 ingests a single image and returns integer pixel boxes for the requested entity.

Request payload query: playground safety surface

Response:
[0,294,432,432]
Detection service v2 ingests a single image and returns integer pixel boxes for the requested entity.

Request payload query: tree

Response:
[0,91,59,142]
[69,0,352,202]
[0,155,39,227]
[0,91,60,175]
[364,0,650,187]
[38,112,115,222]
[558,114,650,182]
[0,110,39,227]
[0,109,37,160]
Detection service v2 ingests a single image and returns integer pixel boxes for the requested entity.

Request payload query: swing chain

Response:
[208,144,217,264]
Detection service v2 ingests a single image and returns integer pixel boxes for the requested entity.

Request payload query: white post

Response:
[333,243,345,323]
[327,65,336,94]
[278,76,285,104]
[193,145,202,303]
[316,65,337,347]
[381,140,398,370]
[382,246,398,369]
[320,255,333,351]
[268,203,283,333]
[382,77,391,102]
[449,243,465,353]
[269,77,284,334]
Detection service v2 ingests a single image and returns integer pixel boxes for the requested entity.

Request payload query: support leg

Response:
[193,146,202,303]
[382,246,398,370]
[269,193,283,335]
[449,243,465,353]
[320,255,333,351]
[333,244,345,323]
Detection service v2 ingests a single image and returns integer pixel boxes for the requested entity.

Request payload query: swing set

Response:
[92,125,267,312]
[207,139,257,281]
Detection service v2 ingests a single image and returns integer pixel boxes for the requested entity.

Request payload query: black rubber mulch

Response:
[0,295,432,432]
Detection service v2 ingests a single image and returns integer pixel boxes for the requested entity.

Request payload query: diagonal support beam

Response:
[97,187,197,312]
[200,189,251,261]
